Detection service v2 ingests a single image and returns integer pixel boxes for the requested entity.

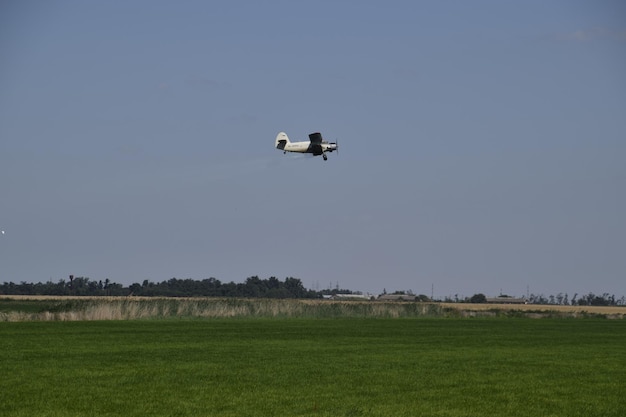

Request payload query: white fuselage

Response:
[284,141,311,153]
[283,141,337,154]
[275,131,338,160]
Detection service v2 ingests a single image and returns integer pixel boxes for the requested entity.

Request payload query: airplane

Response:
[275,132,338,161]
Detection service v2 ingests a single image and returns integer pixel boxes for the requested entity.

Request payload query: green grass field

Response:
[1,318,624,416]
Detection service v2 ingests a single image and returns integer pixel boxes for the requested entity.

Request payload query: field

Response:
[1,312,625,416]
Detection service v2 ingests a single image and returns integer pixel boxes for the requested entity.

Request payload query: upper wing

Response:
[308,132,323,144]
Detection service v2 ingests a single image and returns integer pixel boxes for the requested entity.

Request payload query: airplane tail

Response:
[275,132,290,150]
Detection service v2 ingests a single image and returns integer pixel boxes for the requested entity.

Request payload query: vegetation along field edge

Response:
[1,296,623,321]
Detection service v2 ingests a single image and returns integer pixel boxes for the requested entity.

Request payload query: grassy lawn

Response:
[1,318,624,416]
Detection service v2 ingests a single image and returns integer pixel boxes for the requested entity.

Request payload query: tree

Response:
[283,277,306,298]
[470,293,487,303]
[128,283,141,295]
[556,293,564,305]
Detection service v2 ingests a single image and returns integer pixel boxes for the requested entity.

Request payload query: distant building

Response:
[377,294,417,302]
[486,297,527,304]
[330,293,372,301]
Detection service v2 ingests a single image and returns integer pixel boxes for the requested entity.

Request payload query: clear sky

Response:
[1,0,625,299]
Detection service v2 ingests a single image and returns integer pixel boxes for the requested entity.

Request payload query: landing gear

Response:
[323,153,328,161]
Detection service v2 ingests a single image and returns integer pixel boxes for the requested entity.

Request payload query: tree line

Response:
[1,277,624,306]
[526,292,625,306]
[464,292,625,306]
[0,276,325,298]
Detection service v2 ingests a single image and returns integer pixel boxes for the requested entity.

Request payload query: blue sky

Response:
[1,0,625,298]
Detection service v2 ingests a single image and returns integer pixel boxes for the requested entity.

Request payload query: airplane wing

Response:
[308,132,323,144]
[308,132,324,155]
